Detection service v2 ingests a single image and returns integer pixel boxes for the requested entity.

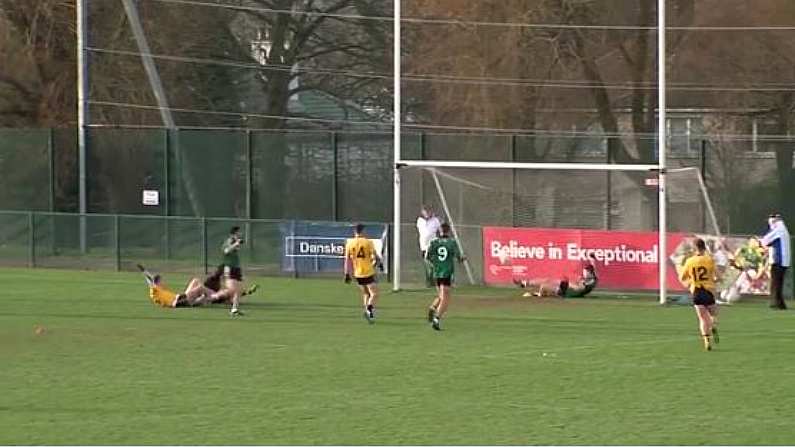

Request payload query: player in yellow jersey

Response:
[679,238,720,351]
[137,264,191,308]
[344,223,383,324]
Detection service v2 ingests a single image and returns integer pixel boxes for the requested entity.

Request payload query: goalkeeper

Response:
[515,255,598,298]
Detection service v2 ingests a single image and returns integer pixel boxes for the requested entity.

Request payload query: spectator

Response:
[416,205,441,287]
[761,213,791,310]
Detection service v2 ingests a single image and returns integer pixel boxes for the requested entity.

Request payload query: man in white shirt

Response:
[417,205,441,287]
[761,213,791,310]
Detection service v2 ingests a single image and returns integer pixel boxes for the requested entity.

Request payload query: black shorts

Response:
[224,266,243,281]
[436,277,452,287]
[692,288,716,306]
[356,276,376,286]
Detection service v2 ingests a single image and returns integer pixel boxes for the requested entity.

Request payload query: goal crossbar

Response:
[397,160,659,172]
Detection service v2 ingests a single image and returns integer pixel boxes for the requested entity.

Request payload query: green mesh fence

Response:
[0,127,792,236]
[0,129,52,211]
[171,129,248,218]
[87,128,167,214]
[252,131,334,220]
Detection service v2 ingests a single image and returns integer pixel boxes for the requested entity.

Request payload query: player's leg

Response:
[180,278,207,305]
[428,295,440,322]
[241,283,259,297]
[428,280,441,322]
[365,282,378,321]
[225,267,244,315]
[707,303,719,343]
[693,304,713,350]
[358,285,372,322]
[229,280,242,315]
[431,279,451,330]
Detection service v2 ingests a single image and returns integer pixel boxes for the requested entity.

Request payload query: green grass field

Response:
[2,267,795,445]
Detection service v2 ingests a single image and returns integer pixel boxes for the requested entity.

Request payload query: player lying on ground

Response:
[680,238,720,351]
[426,223,466,331]
[514,255,598,298]
[138,264,193,308]
[183,265,259,306]
[138,264,257,308]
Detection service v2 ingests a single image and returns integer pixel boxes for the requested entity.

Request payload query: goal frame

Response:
[392,0,670,304]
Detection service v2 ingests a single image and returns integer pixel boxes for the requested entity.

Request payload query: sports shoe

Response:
[230,308,243,316]
[242,284,259,297]
[363,309,374,324]
[431,316,441,331]
[427,307,436,323]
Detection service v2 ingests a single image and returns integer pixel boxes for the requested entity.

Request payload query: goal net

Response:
[396,164,723,297]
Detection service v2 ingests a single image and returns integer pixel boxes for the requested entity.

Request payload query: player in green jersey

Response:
[214,225,245,316]
[425,223,465,331]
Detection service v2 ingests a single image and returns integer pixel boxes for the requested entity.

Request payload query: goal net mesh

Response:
[397,166,721,289]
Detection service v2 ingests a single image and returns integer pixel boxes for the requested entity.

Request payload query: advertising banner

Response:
[281,221,388,274]
[482,227,687,290]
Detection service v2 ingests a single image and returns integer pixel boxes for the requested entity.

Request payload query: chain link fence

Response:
[0,127,789,235]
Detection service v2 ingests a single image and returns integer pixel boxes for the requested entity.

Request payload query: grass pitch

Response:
[2,267,795,445]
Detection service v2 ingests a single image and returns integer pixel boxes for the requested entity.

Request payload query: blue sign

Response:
[280,221,388,274]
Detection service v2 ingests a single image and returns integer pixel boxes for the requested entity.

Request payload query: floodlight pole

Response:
[658,0,668,305]
[392,0,402,291]
[77,0,89,253]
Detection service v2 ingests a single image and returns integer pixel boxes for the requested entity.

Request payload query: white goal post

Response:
[392,0,671,303]
[392,160,669,302]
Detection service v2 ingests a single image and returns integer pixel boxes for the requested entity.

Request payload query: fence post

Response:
[28,212,35,268]
[331,131,338,221]
[245,130,254,263]
[163,129,171,261]
[246,129,253,220]
[606,141,612,230]
[201,217,208,274]
[48,129,56,256]
[510,134,517,227]
[48,129,55,212]
[114,214,121,272]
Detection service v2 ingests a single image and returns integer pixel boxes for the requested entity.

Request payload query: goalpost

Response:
[392,0,673,304]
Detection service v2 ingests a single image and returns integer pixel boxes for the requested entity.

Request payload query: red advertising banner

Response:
[482,227,688,291]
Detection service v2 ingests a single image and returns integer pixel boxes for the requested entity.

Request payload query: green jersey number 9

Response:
[436,246,448,261]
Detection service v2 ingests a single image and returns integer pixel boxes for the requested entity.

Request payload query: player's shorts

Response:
[356,275,376,286]
[224,266,243,281]
[692,287,716,306]
[435,277,452,287]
